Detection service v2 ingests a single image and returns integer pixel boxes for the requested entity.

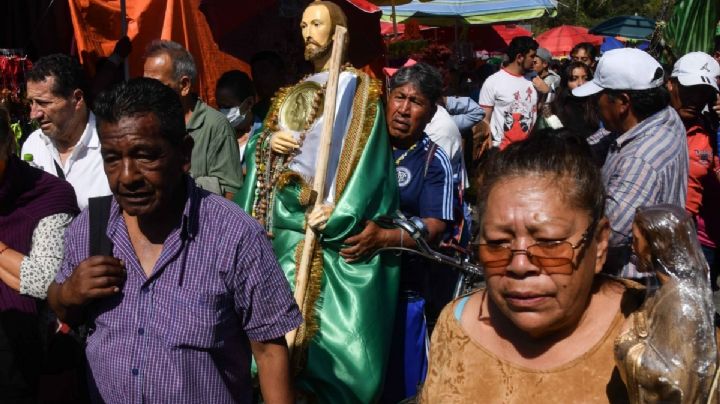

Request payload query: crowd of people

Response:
[2,1,720,403]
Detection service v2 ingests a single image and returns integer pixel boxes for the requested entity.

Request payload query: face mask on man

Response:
[220,98,252,128]
[220,106,249,129]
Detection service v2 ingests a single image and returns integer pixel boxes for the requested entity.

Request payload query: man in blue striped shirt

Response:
[573,48,688,279]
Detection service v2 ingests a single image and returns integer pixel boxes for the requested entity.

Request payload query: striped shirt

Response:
[55,179,302,403]
[596,106,688,278]
[394,134,454,221]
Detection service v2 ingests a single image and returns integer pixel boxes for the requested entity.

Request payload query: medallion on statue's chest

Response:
[279,81,325,132]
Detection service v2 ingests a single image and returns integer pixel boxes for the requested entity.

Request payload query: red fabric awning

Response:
[380,21,433,35]
[343,0,381,13]
[536,25,603,56]
[492,24,532,45]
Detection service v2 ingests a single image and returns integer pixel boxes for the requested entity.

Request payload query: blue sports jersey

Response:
[393,134,454,221]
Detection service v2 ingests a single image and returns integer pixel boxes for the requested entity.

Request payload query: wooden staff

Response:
[286,26,348,354]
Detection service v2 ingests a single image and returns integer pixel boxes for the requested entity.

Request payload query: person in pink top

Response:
[667,52,720,284]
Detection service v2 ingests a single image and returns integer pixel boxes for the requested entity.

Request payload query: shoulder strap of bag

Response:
[424,142,439,178]
[54,160,66,180]
[88,195,114,256]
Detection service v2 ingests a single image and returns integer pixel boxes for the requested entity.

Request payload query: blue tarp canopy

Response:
[600,36,624,52]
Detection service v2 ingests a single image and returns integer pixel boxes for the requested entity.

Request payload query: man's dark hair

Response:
[570,42,597,60]
[606,85,670,121]
[250,51,285,72]
[144,40,197,84]
[216,70,255,104]
[476,129,605,225]
[506,36,539,61]
[94,78,186,146]
[389,62,444,105]
[26,54,88,97]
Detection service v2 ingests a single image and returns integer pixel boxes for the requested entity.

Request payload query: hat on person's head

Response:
[671,52,720,91]
[572,48,665,97]
[536,48,552,63]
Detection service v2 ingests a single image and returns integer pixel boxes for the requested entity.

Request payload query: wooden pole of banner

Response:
[286,26,348,356]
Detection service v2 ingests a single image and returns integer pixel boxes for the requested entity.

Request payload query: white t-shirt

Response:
[425,106,468,188]
[21,112,111,210]
[479,68,538,147]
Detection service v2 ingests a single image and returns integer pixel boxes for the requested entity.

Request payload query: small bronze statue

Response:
[615,204,719,403]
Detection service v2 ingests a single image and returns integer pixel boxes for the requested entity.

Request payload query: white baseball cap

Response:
[573,48,665,97]
[671,52,720,91]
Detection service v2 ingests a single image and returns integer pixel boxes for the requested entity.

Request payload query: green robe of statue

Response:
[235,69,399,403]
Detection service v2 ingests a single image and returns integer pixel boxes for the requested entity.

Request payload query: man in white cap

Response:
[573,48,688,280]
[667,51,720,287]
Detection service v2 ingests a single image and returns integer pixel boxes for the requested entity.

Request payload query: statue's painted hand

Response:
[307,203,334,231]
[270,131,299,155]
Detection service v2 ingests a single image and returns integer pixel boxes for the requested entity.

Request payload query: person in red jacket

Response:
[667,52,720,280]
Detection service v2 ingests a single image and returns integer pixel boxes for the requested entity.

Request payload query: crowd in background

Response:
[2,6,720,401]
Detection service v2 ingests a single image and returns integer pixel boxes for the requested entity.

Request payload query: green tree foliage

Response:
[533,0,666,33]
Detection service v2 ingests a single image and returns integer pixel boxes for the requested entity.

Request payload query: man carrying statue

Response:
[234,1,400,401]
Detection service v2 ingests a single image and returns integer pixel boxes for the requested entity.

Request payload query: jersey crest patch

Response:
[396,166,412,187]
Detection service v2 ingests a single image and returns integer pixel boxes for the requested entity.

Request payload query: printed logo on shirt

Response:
[396,166,412,187]
[503,87,536,137]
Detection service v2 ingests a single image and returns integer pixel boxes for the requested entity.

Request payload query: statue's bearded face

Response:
[301,4,334,62]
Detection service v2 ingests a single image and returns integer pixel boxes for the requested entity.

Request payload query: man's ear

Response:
[241,96,255,110]
[593,217,611,275]
[665,80,675,92]
[181,134,194,173]
[179,76,192,98]
[72,89,86,109]
[617,92,632,114]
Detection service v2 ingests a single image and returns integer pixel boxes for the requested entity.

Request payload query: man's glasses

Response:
[475,221,596,277]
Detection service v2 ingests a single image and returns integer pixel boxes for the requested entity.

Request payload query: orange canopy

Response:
[68,0,251,106]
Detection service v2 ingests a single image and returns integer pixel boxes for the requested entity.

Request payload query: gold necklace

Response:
[394,141,419,165]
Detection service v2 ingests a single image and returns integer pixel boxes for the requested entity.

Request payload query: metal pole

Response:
[392,0,398,37]
[120,0,129,81]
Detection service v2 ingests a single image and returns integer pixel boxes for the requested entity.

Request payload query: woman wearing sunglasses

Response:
[419,130,643,402]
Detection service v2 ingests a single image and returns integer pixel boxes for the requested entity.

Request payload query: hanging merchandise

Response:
[0,49,34,150]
